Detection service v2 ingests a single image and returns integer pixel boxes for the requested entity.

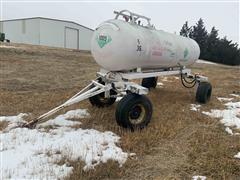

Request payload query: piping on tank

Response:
[91,10,200,72]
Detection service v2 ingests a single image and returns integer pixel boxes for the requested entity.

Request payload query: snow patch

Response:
[225,101,240,109]
[157,82,164,86]
[0,109,128,179]
[129,153,136,157]
[201,97,240,160]
[190,104,201,112]
[202,102,240,129]
[217,97,233,102]
[225,127,233,135]
[196,59,216,65]
[0,113,28,130]
[38,116,80,128]
[192,175,206,180]
[38,109,89,128]
[234,152,240,159]
[0,45,19,49]
[0,113,28,123]
[230,94,240,98]
[64,109,89,119]
[162,77,169,82]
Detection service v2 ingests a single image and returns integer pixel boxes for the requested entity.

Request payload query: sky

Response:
[1,0,239,44]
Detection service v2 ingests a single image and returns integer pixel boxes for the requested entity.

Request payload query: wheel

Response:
[115,93,153,130]
[196,82,212,104]
[142,77,158,89]
[89,79,117,107]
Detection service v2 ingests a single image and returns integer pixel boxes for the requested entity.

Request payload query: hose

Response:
[180,73,197,88]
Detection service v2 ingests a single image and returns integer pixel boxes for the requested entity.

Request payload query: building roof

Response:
[0,17,94,31]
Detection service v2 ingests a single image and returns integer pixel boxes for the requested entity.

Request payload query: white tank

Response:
[91,10,200,72]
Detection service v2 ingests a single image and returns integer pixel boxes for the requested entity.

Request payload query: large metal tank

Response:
[91,10,200,71]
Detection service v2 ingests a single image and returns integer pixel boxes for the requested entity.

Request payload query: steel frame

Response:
[22,67,208,128]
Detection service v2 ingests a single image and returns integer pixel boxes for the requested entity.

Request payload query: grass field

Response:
[0,43,240,179]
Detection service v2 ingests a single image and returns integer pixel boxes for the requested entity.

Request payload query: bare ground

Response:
[0,43,240,179]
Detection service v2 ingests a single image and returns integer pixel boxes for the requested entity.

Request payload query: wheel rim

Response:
[129,104,146,125]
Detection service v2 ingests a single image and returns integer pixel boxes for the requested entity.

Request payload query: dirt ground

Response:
[0,43,240,179]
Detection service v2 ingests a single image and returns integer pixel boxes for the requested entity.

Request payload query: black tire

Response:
[142,77,158,89]
[196,82,212,104]
[89,79,117,107]
[115,93,153,130]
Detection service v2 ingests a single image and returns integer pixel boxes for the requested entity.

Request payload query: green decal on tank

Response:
[96,34,112,48]
[184,48,189,59]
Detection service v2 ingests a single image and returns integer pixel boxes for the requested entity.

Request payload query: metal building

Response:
[0,17,93,50]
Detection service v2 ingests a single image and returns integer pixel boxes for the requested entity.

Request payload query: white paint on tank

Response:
[91,19,200,71]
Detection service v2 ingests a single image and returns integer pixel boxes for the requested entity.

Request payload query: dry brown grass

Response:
[0,43,240,179]
[0,121,9,131]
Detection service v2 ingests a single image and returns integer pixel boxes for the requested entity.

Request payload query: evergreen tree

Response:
[179,19,240,65]
[215,37,240,65]
[206,26,219,61]
[180,21,191,37]
[189,18,208,59]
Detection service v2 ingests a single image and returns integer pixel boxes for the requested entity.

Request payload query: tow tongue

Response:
[18,79,107,129]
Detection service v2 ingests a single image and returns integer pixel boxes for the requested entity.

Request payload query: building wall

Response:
[39,19,93,50]
[77,24,93,50]
[1,19,40,45]
[39,19,64,48]
[1,18,93,50]
[0,22,3,33]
